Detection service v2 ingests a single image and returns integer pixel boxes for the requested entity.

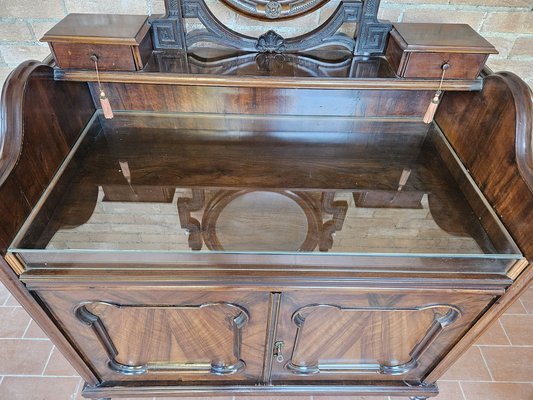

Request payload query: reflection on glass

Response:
[147,49,395,79]
[178,190,347,252]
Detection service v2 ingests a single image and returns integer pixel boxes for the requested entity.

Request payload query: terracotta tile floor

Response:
[0,282,532,400]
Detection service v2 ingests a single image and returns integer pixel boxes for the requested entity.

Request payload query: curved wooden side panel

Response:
[435,72,533,260]
[0,60,95,253]
[0,61,99,385]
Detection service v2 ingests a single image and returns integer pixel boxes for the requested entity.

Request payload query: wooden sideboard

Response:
[0,1,532,399]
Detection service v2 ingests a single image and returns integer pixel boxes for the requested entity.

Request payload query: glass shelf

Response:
[10,111,521,271]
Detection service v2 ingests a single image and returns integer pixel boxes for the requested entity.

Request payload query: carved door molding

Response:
[34,284,499,385]
[75,301,249,376]
[271,290,500,382]
[285,303,461,376]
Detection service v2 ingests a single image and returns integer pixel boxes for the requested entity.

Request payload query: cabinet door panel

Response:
[273,290,496,381]
[36,288,269,383]
[76,301,248,375]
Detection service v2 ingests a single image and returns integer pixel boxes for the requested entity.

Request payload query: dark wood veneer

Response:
[0,60,95,254]
[42,14,153,71]
[90,83,434,117]
[386,23,497,80]
[436,71,533,259]
[50,43,138,71]
[425,259,533,383]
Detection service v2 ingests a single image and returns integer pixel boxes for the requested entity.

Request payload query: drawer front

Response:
[272,288,497,382]
[34,286,269,383]
[51,42,137,71]
[401,52,488,80]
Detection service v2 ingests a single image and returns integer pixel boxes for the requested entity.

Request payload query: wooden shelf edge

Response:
[54,69,483,91]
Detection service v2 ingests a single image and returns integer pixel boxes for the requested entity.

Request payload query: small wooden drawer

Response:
[386,23,497,80]
[41,14,153,71]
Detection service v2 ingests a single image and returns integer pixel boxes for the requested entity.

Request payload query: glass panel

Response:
[144,49,396,79]
[11,112,521,260]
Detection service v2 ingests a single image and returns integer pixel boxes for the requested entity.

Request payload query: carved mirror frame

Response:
[151,0,391,55]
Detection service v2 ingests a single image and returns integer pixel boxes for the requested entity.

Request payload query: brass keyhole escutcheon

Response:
[274,340,284,363]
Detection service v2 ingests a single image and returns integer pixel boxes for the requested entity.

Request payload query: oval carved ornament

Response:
[220,0,331,20]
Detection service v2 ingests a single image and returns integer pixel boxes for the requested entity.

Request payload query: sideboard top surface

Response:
[41,13,150,45]
[390,23,498,54]
[9,112,520,268]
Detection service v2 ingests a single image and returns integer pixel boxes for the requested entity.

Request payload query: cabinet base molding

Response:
[82,382,438,398]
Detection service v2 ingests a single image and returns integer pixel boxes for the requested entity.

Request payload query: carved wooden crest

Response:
[152,0,391,55]
[256,30,286,53]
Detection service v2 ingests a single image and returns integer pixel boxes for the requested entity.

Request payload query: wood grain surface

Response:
[0,12,531,398]
[0,61,95,254]
[436,71,533,260]
[274,289,497,382]
[36,288,270,383]
[91,83,436,116]
[41,14,150,45]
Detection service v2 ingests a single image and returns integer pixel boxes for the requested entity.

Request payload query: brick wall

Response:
[0,0,531,87]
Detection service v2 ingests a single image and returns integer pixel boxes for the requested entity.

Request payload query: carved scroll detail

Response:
[177,189,205,250]
[152,0,391,54]
[152,0,187,49]
[152,0,363,53]
[354,0,391,55]
[319,192,348,252]
[257,30,286,53]
[201,190,322,251]
[75,301,249,376]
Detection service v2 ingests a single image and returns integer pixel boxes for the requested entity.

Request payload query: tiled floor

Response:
[0,282,532,400]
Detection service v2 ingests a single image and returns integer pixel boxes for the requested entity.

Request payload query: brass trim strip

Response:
[507,259,529,280]
[82,382,439,398]
[4,253,25,275]
[261,292,282,383]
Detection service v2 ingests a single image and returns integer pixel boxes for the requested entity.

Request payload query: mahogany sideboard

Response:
[0,1,532,399]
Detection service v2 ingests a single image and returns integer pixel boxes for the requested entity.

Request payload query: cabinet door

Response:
[272,290,496,382]
[35,288,269,383]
